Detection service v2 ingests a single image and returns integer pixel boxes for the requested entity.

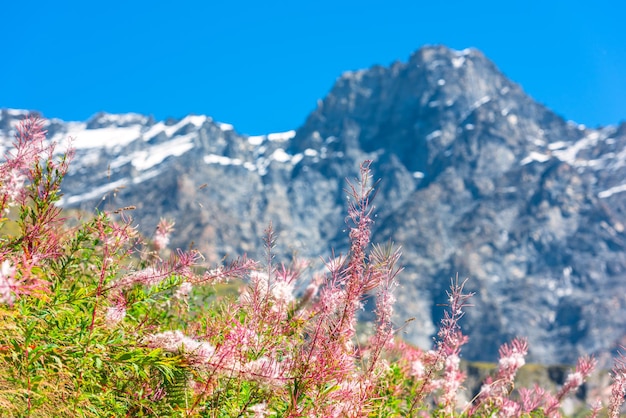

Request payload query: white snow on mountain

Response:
[49,123,143,150]
[267,130,296,142]
[4,108,626,212]
[599,184,626,198]
[0,110,306,206]
[518,126,625,171]
[521,151,551,165]
[246,130,296,146]
[58,169,161,206]
[116,134,196,171]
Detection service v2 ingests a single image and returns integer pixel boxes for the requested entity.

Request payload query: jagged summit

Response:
[1,45,626,365]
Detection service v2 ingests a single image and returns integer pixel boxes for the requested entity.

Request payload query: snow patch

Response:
[142,122,167,141]
[50,123,142,150]
[599,184,626,198]
[267,130,296,142]
[247,135,265,146]
[217,122,233,131]
[142,115,208,140]
[552,132,601,165]
[452,56,466,69]
[59,169,161,206]
[186,115,207,127]
[548,141,569,151]
[4,109,31,117]
[426,130,442,141]
[243,162,256,171]
[472,96,491,110]
[270,149,291,163]
[131,135,194,171]
[521,152,551,165]
[204,154,243,166]
[89,112,149,126]
[291,153,303,165]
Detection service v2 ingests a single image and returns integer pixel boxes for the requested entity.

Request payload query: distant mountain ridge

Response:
[2,45,626,365]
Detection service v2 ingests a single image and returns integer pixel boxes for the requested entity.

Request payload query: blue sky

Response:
[2,0,624,135]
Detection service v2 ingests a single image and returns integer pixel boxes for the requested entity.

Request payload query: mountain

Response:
[2,45,626,365]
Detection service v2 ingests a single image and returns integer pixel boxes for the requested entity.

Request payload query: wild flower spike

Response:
[154,218,175,251]
[554,355,596,404]
[144,330,215,366]
[498,338,528,371]
[609,349,626,418]
[173,281,193,301]
[105,302,127,327]
[0,117,47,211]
[518,384,547,413]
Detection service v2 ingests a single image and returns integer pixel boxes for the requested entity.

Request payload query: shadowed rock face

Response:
[2,45,626,365]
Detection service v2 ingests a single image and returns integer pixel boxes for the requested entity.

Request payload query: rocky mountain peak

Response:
[293,45,572,181]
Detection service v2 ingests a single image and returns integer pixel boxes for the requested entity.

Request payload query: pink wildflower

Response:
[0,260,17,305]
[144,330,215,366]
[470,338,528,414]
[0,117,48,210]
[498,339,527,371]
[154,218,175,251]
[609,349,626,418]
[249,402,269,417]
[542,356,596,415]
[589,399,603,418]
[497,338,528,373]
[0,169,26,209]
[244,355,289,385]
[173,281,193,301]
[500,398,521,417]
[518,384,547,413]
[105,302,126,326]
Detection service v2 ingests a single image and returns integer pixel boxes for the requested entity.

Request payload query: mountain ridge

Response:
[2,45,626,365]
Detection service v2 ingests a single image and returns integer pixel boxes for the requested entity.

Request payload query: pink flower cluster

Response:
[144,330,215,366]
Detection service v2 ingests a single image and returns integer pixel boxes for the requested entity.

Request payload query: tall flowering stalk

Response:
[469,337,528,415]
[543,356,596,416]
[367,243,402,369]
[284,160,405,416]
[0,117,49,212]
[406,276,472,415]
[609,349,626,418]
[0,117,72,303]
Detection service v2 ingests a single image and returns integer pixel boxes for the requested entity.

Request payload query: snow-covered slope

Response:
[0,109,305,207]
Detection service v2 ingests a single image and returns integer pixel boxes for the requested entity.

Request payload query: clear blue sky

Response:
[2,0,624,135]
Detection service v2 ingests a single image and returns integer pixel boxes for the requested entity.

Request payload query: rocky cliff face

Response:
[2,45,626,365]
